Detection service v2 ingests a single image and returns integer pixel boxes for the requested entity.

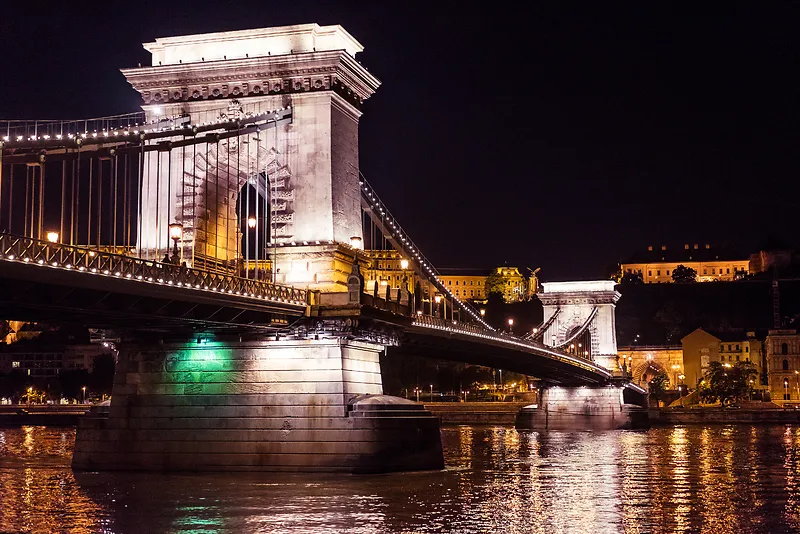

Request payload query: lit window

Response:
[11,361,19,368]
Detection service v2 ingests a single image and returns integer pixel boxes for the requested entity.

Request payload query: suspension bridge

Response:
[0,23,646,473]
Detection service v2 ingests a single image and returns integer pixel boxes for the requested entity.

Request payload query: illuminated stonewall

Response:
[72,338,443,472]
[122,24,380,292]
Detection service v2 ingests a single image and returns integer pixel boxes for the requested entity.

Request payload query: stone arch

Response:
[632,361,666,387]
[182,131,293,265]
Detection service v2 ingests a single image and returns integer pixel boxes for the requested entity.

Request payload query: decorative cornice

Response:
[121,50,380,110]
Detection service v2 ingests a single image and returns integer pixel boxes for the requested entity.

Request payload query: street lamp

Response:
[430,384,433,400]
[82,386,86,403]
[400,259,409,270]
[247,216,257,229]
[46,231,59,243]
[479,308,486,317]
[349,236,363,250]
[168,222,183,263]
[508,318,514,335]
[434,295,442,318]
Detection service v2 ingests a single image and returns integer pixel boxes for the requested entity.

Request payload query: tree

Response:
[648,372,670,394]
[672,264,697,283]
[620,271,644,285]
[485,271,505,297]
[699,361,758,406]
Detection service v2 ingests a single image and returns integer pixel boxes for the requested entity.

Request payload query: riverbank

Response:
[424,402,529,425]
[0,405,91,426]
[650,405,800,425]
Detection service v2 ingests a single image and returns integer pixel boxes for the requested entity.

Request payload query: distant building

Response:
[681,328,766,390]
[0,344,108,379]
[765,329,800,405]
[620,244,750,283]
[617,345,683,389]
[361,250,536,303]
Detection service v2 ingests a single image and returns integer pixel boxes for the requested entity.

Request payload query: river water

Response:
[2,425,800,533]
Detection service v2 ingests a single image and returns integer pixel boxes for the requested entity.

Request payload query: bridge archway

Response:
[536,281,621,371]
[236,175,269,264]
[632,361,667,389]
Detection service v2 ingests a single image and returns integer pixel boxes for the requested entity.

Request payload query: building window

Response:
[712,268,716,275]
[470,280,474,285]
[727,268,730,274]
[736,344,740,351]
[448,281,452,286]
[666,270,670,276]
[657,270,661,276]
[703,269,707,275]
[783,359,790,371]
[783,343,789,356]
[11,361,19,368]
[746,346,749,353]
[648,271,652,276]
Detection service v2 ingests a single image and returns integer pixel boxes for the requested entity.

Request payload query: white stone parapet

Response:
[144,24,364,66]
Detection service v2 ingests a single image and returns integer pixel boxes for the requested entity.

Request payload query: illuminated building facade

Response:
[681,328,766,391]
[766,330,800,405]
[361,250,535,303]
[617,346,683,389]
[620,244,751,283]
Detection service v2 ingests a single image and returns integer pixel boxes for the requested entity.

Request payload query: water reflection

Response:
[4,426,800,532]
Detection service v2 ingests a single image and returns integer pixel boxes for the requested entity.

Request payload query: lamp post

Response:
[82,386,86,404]
[430,384,433,400]
[46,231,59,244]
[671,364,681,390]
[434,295,442,318]
[168,222,183,264]
[508,318,514,335]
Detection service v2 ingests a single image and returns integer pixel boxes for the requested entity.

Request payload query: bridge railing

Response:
[0,233,308,307]
[410,314,612,376]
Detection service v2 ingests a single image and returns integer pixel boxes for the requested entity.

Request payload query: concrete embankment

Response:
[0,405,91,426]
[424,402,529,425]
[650,407,800,425]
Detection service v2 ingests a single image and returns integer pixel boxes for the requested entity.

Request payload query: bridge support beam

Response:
[516,386,649,430]
[73,338,443,473]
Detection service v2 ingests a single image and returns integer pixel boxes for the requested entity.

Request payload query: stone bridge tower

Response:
[537,280,621,370]
[122,24,380,292]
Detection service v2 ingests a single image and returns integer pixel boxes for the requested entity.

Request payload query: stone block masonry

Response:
[72,338,443,473]
[516,386,649,430]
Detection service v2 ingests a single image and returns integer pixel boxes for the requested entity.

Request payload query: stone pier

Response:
[515,386,649,430]
[72,338,443,473]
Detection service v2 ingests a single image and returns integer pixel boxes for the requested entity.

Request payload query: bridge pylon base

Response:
[72,338,443,473]
[515,386,649,431]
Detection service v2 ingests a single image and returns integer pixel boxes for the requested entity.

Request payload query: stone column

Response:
[73,337,443,473]
[516,386,649,430]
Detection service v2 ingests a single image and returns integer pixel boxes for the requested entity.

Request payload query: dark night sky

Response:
[1,2,798,281]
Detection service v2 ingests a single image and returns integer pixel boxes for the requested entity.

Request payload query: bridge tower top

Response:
[143,24,364,66]
[122,24,380,292]
[537,280,621,371]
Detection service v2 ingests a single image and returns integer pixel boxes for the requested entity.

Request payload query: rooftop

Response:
[623,244,746,264]
[143,24,364,66]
